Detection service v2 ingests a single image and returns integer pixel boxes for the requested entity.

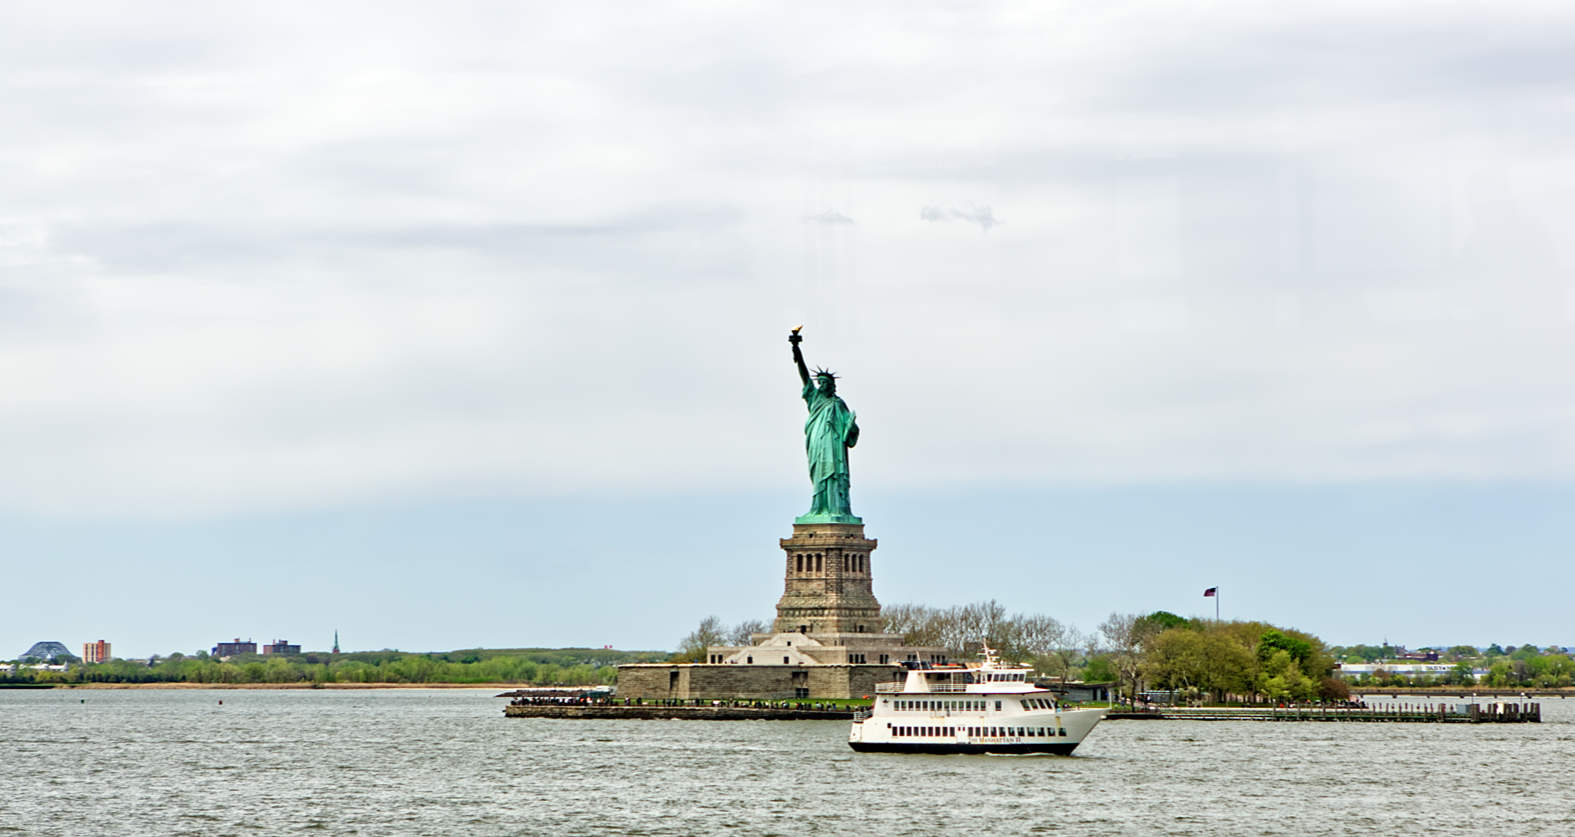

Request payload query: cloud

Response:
[1,1,1574,522]
[920,204,1000,231]
[806,210,854,225]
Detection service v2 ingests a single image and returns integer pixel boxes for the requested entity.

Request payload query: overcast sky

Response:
[5,1,1574,656]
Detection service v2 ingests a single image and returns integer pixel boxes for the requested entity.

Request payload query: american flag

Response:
[1203,587,1218,597]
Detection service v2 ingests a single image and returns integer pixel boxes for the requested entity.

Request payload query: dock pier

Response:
[1106,702,1540,723]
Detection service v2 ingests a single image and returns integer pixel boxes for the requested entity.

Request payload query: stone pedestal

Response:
[773,522,880,635]
[617,518,950,700]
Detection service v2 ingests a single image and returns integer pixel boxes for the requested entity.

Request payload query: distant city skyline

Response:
[4,4,1573,656]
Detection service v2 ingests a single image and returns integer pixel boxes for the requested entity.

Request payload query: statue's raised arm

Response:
[787,327,860,524]
[789,325,809,386]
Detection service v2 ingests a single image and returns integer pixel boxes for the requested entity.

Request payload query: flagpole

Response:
[1216,586,1220,623]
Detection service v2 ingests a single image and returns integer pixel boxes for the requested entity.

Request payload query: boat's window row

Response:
[888,697,1056,712]
[962,726,1067,738]
[889,725,1069,738]
[981,672,1026,682]
[893,725,957,737]
[890,699,987,712]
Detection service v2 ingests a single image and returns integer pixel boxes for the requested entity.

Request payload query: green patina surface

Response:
[791,331,860,524]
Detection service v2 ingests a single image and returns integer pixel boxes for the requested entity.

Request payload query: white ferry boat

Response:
[848,647,1106,755]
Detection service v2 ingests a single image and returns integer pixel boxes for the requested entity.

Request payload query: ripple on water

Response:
[6,690,1575,835]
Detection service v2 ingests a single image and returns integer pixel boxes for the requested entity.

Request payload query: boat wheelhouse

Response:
[848,647,1105,755]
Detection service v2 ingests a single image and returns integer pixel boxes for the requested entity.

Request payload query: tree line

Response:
[672,602,1350,704]
[1331,642,1575,688]
[1116,613,1343,703]
[1,647,669,686]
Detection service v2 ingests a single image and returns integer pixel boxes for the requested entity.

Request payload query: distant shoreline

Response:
[33,682,529,690]
[1354,686,1575,698]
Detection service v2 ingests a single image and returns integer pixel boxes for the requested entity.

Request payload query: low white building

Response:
[1335,663,1488,680]
[0,663,69,673]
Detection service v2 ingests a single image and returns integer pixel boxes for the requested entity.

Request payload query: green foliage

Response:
[1145,626,1255,699]
[0,647,670,686]
[1136,611,1193,636]
[1257,649,1315,701]
[1080,655,1117,683]
[1327,642,1572,688]
[1258,629,1313,664]
[1142,620,1335,703]
[1331,644,1386,663]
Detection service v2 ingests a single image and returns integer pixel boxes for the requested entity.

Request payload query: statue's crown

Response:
[813,367,838,380]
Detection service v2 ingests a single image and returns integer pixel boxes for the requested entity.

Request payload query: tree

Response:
[1011,615,1079,683]
[1258,629,1313,666]
[1338,644,1384,663]
[1039,627,1085,686]
[954,600,1009,656]
[1135,611,1191,640]
[1145,628,1207,694]
[879,600,1017,657]
[1139,620,1333,703]
[1257,649,1314,701]
[728,620,769,645]
[1081,655,1117,683]
[672,616,728,663]
[880,603,944,647]
[1318,677,1350,701]
[1099,613,1145,704]
[1145,627,1255,702]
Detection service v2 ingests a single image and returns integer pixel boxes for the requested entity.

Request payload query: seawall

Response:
[503,704,853,720]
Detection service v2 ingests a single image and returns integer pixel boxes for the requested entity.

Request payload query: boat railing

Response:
[874,682,972,694]
[852,708,873,721]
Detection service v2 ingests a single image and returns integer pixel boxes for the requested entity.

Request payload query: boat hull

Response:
[848,740,1082,755]
[848,706,1106,755]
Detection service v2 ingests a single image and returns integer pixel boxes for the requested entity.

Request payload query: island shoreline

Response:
[12,682,531,690]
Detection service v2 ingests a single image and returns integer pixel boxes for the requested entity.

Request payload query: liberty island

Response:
[617,330,947,700]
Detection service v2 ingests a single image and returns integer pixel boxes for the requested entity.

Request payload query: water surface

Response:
[4,689,1571,835]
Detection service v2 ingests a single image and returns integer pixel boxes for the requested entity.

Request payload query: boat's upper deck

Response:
[874,656,1042,695]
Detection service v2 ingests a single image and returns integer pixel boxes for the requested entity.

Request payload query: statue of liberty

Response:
[789,327,860,523]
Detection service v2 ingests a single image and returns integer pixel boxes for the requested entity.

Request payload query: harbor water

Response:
[4,689,1572,835]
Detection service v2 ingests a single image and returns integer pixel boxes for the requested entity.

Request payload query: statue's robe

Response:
[802,380,859,516]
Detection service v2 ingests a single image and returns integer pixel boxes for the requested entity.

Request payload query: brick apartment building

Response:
[212,638,257,657]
